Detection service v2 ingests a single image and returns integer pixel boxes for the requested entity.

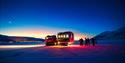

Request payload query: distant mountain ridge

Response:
[94,26,125,40]
[0,34,44,42]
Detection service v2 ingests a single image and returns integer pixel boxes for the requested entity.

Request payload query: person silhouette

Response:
[87,38,90,46]
[91,38,96,46]
[85,38,87,46]
[85,38,90,46]
[79,38,84,46]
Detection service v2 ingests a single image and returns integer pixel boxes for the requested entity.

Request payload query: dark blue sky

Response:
[0,0,125,38]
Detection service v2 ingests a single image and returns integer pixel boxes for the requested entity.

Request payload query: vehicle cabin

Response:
[45,35,57,46]
[57,31,74,46]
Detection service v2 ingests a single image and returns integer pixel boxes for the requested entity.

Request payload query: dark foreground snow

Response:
[0,45,125,63]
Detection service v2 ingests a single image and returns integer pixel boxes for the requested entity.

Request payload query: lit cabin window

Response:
[62,35,65,38]
[59,35,61,38]
[60,35,63,38]
[66,34,69,38]
[64,35,66,38]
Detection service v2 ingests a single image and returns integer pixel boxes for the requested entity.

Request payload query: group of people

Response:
[79,38,96,46]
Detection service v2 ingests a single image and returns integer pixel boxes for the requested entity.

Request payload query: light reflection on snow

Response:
[0,44,45,48]
[0,44,95,49]
[48,45,86,48]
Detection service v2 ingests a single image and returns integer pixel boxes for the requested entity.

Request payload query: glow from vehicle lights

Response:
[48,45,86,48]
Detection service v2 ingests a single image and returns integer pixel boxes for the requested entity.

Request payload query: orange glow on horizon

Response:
[0,27,92,40]
[74,33,87,40]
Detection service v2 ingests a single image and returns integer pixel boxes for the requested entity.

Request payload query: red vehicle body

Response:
[45,31,74,46]
[45,35,57,46]
[57,31,74,46]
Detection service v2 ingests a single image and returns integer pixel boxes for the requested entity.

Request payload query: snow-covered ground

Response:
[0,44,125,63]
[0,41,44,45]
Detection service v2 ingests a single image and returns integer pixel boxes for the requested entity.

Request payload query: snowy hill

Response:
[0,34,44,45]
[95,26,125,40]
[0,34,44,42]
[94,26,125,44]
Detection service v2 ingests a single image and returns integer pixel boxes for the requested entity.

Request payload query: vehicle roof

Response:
[58,31,73,35]
[46,35,56,37]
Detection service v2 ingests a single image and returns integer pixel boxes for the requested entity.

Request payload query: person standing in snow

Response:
[79,38,84,46]
[87,38,90,46]
[85,38,87,46]
[85,38,90,46]
[91,38,96,46]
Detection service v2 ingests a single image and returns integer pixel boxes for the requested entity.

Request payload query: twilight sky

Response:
[0,0,125,40]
